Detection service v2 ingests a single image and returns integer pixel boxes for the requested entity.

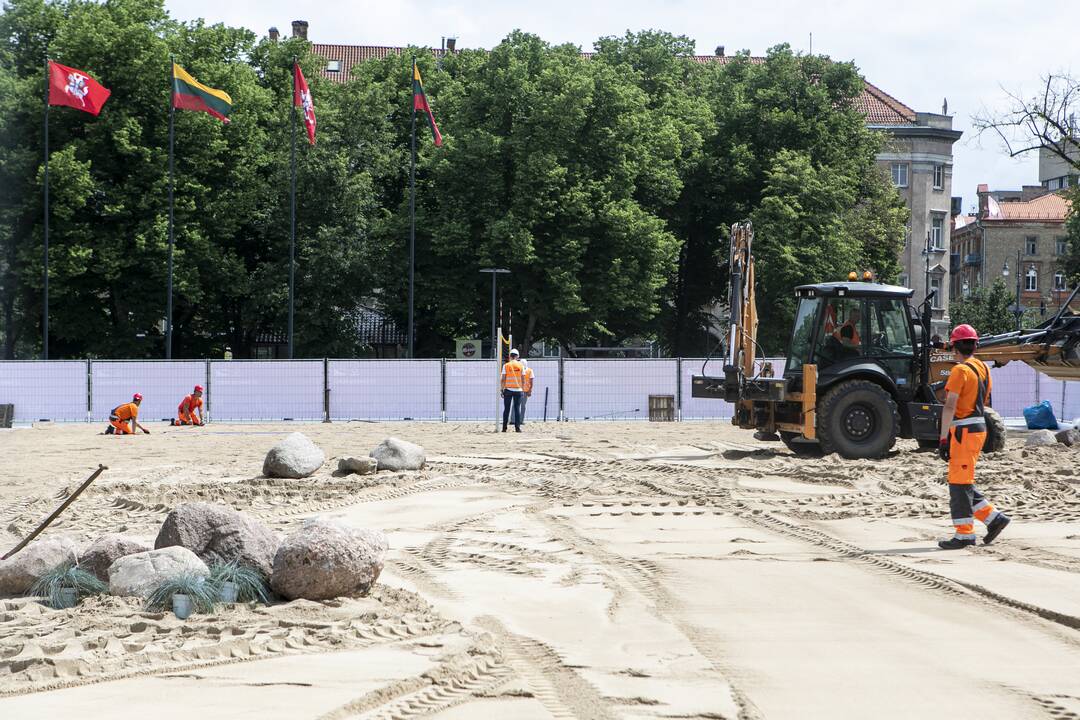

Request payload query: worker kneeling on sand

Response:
[105,393,151,435]
[174,385,205,426]
[937,324,1009,549]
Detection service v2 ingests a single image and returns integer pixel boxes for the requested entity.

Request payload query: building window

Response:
[1025,266,1038,292]
[899,273,909,289]
[1054,272,1067,291]
[930,217,944,249]
[933,164,944,189]
[1026,236,1038,255]
[326,60,341,72]
[1058,238,1069,255]
[891,163,908,188]
[930,276,943,307]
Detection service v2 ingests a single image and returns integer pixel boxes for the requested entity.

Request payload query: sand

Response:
[1,420,1079,719]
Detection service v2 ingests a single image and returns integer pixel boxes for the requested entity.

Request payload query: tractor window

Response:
[814,298,865,368]
[785,297,821,373]
[867,299,913,356]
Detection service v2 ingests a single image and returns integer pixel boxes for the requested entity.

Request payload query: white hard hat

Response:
[509,348,519,356]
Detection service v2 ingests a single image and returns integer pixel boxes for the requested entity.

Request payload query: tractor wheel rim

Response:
[844,404,875,440]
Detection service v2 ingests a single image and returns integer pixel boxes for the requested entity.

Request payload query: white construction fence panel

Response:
[987,362,1035,419]
[90,361,207,423]
[0,361,87,422]
[329,360,441,420]
[210,360,323,421]
[563,359,678,420]
[521,360,558,422]
[444,360,496,420]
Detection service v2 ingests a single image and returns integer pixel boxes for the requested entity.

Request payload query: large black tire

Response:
[917,437,939,450]
[817,380,900,459]
[983,407,1007,453]
[780,431,823,456]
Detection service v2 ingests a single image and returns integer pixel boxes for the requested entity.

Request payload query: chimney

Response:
[715,45,725,57]
[977,184,989,219]
[950,196,962,217]
[446,37,457,52]
[291,20,308,40]
[269,27,279,42]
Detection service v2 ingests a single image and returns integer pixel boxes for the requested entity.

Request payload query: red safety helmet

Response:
[949,324,979,343]
[194,385,204,393]
[132,393,143,402]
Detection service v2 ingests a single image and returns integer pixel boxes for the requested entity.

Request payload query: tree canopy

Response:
[1,0,907,358]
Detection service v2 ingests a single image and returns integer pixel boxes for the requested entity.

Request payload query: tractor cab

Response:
[786,281,922,400]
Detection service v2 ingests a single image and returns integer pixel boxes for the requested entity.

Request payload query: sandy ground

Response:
[1,419,1080,719]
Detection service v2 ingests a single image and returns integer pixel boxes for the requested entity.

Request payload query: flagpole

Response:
[42,58,50,360]
[407,58,417,359]
[288,59,297,360]
[166,59,175,360]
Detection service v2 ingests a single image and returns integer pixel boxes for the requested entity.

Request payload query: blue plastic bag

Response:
[1023,400,1059,430]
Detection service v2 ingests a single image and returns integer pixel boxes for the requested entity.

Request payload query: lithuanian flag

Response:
[172,63,232,123]
[412,62,442,147]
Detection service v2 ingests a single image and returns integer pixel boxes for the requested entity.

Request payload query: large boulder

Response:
[109,546,209,598]
[1026,429,1058,447]
[0,535,79,595]
[338,456,378,475]
[371,437,426,472]
[155,502,278,576]
[271,519,388,601]
[81,534,151,583]
[263,432,325,478]
[1055,427,1080,447]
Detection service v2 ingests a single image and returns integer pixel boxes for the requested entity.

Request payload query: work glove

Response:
[937,437,950,462]
[143,428,151,435]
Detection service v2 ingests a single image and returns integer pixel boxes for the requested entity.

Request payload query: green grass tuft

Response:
[208,561,270,603]
[29,562,108,609]
[145,573,217,614]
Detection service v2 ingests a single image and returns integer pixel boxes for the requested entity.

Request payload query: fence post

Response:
[86,358,92,422]
[205,358,211,424]
[676,357,683,422]
[558,355,565,422]
[440,358,447,422]
[323,358,330,423]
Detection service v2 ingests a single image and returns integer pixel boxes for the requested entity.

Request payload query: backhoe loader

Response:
[692,222,1080,459]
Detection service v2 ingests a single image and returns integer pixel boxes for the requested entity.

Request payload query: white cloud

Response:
[167,0,1080,209]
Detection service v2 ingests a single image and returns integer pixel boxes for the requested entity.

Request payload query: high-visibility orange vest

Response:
[502,360,525,391]
[523,366,534,393]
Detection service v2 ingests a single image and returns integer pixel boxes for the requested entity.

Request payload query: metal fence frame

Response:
[1,357,1076,423]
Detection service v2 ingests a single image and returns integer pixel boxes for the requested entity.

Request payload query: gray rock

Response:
[155,502,278,576]
[81,534,151,583]
[1054,427,1080,447]
[1026,429,1059,447]
[338,456,378,475]
[109,546,209,598]
[371,437,426,471]
[263,432,325,478]
[0,535,79,596]
[271,519,388,601]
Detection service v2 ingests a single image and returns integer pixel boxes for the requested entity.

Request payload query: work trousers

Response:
[947,426,998,539]
[109,418,133,435]
[503,391,523,431]
[520,393,529,424]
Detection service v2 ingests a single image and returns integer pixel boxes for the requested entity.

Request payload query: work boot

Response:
[938,537,976,550]
[753,430,780,441]
[104,425,114,435]
[983,515,1011,545]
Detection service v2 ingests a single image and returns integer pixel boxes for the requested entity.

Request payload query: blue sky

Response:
[166,0,1079,211]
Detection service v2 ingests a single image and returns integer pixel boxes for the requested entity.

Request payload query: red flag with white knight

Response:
[293,63,316,145]
[48,61,111,116]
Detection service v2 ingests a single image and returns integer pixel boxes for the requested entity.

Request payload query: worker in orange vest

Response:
[937,324,1010,549]
[105,393,151,435]
[520,361,535,425]
[501,348,525,432]
[174,385,205,426]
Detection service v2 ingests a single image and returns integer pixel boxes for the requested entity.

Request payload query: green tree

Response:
[1064,186,1080,288]
[949,280,1040,336]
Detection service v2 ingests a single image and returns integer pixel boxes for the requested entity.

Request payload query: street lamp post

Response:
[479,268,510,433]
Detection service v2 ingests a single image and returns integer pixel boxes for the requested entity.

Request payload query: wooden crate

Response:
[648,395,675,422]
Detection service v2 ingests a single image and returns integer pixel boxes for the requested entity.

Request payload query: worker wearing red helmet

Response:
[937,324,1010,549]
[106,393,151,435]
[175,385,205,426]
